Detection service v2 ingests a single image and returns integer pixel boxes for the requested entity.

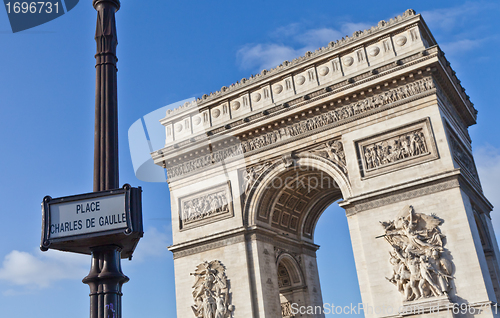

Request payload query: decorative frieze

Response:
[345,178,460,215]
[449,135,480,183]
[362,129,428,169]
[180,182,233,230]
[191,260,234,318]
[356,117,438,178]
[380,205,454,301]
[166,77,435,179]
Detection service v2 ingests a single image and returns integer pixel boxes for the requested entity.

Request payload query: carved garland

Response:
[166,77,435,179]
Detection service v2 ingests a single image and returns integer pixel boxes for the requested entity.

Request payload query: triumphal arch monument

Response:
[151,9,500,318]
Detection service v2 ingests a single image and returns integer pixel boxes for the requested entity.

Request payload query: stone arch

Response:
[244,154,352,241]
[276,252,305,288]
[276,253,307,318]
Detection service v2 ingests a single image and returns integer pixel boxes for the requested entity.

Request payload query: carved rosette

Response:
[380,205,454,301]
[191,260,234,318]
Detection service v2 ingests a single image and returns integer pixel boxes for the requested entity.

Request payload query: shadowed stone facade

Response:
[152,9,500,318]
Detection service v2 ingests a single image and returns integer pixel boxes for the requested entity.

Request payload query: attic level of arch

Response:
[154,59,471,181]
[158,44,474,147]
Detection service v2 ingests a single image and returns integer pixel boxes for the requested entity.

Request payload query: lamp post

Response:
[83,2,128,318]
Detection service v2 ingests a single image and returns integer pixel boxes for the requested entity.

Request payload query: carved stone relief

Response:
[180,182,233,230]
[242,161,274,196]
[356,118,438,178]
[362,129,427,169]
[449,134,479,183]
[308,139,347,173]
[380,205,454,301]
[191,260,234,318]
[166,77,435,179]
[281,302,295,317]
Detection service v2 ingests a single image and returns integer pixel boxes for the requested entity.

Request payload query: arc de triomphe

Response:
[151,9,500,318]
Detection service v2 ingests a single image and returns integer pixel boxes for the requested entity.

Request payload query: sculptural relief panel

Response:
[190,260,234,318]
[356,118,438,178]
[380,205,454,301]
[179,182,234,230]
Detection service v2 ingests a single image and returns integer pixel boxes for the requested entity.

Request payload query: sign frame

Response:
[41,184,143,259]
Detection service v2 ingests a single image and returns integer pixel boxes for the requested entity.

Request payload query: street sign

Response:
[41,184,143,259]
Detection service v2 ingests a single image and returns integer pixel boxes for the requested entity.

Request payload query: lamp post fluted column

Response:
[93,0,120,192]
[84,2,128,318]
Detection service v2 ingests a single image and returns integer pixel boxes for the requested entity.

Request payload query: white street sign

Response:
[49,193,127,239]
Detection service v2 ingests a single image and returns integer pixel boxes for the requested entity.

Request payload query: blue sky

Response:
[0,1,499,317]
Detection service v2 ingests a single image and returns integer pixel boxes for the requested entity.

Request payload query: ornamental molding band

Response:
[380,205,454,301]
[163,77,436,180]
[179,182,234,230]
[191,260,234,318]
[356,117,438,178]
[345,178,460,215]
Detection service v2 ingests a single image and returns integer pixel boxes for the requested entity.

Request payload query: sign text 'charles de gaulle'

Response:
[40,185,143,259]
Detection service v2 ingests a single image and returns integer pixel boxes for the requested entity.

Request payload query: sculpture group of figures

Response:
[182,192,229,224]
[310,140,347,172]
[364,129,428,170]
[381,205,454,301]
[281,302,294,317]
[166,77,435,179]
[191,260,234,318]
[242,162,273,196]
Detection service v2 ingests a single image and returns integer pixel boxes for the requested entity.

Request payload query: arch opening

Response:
[244,156,360,316]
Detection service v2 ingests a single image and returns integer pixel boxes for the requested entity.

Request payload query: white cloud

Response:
[130,227,171,262]
[295,28,343,47]
[340,22,372,37]
[237,21,371,73]
[0,250,88,291]
[475,145,500,231]
[440,38,485,56]
[237,43,299,73]
[421,2,491,32]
